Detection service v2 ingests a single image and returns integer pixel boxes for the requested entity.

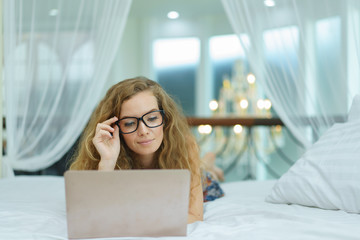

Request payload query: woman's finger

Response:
[96,123,115,134]
[95,129,113,140]
[101,116,118,126]
[113,124,120,140]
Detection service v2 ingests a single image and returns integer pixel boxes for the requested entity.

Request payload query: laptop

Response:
[64,169,190,239]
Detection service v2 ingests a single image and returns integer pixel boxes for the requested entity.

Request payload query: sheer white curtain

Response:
[2,0,132,175]
[221,0,360,148]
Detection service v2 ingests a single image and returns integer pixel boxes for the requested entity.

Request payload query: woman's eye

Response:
[124,121,136,127]
[147,116,159,122]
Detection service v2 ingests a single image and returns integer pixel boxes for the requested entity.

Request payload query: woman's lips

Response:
[138,139,153,145]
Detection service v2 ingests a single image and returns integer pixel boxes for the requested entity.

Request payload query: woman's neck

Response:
[136,153,155,169]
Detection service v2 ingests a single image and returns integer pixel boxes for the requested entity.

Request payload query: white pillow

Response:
[266,94,360,213]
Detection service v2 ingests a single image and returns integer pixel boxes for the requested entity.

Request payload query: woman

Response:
[70,76,223,223]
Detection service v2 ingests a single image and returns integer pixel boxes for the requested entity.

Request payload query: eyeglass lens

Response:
[118,110,164,134]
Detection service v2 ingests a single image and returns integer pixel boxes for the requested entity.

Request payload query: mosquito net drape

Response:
[221,0,360,148]
[2,0,132,176]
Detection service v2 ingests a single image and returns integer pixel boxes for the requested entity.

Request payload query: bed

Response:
[1,176,359,240]
[2,100,360,240]
[2,95,360,239]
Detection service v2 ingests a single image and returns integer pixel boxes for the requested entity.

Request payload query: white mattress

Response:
[1,176,359,240]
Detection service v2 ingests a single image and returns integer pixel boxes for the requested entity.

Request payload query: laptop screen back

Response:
[64,169,190,239]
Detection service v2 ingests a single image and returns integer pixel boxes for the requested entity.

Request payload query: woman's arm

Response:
[188,166,204,223]
[187,138,204,223]
[187,137,204,223]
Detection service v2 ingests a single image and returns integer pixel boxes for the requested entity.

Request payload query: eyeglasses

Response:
[116,110,165,134]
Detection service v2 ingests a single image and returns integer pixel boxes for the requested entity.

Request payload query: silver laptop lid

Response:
[64,169,190,239]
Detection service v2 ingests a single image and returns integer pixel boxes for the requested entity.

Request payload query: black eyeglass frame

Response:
[115,110,165,134]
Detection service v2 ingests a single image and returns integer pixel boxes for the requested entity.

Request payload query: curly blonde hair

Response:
[69,76,200,175]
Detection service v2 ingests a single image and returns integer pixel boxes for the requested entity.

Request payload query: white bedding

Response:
[1,176,359,240]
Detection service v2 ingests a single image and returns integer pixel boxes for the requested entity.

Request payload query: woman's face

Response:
[119,90,164,167]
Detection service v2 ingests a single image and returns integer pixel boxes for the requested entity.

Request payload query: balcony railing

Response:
[187,116,284,127]
[186,116,298,181]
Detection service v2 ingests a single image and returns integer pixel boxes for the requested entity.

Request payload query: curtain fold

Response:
[3,0,132,173]
[221,0,360,148]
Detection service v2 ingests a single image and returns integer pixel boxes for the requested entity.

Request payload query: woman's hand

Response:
[92,117,120,170]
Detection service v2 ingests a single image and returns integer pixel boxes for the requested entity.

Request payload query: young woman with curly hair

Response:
[70,76,223,223]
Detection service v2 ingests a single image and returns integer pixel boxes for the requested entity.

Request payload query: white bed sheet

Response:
[1,176,359,240]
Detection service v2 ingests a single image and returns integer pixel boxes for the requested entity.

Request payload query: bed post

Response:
[0,0,3,178]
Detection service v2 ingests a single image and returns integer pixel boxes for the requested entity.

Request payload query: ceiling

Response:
[17,0,228,31]
[128,0,227,20]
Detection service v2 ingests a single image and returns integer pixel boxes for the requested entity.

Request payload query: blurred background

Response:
[2,0,358,182]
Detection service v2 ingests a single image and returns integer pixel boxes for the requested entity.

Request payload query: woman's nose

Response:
[137,120,149,135]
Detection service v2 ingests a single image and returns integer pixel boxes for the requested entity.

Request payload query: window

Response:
[315,16,344,115]
[209,34,249,100]
[153,38,200,115]
[263,26,299,93]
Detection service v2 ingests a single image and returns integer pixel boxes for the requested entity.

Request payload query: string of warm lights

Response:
[198,60,280,149]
